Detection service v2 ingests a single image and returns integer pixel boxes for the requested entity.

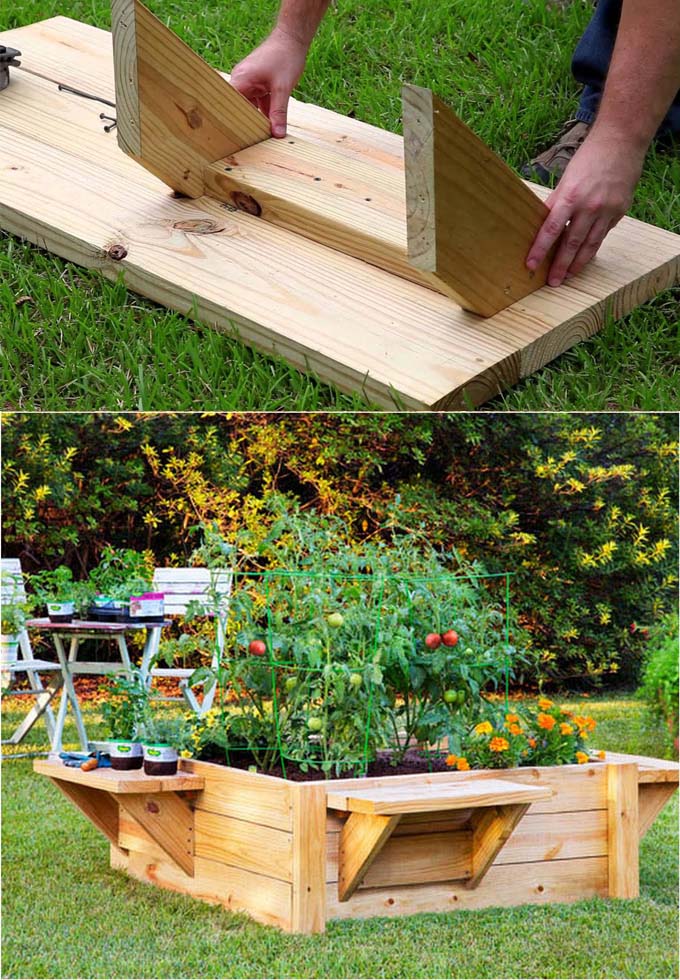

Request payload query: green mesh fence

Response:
[201,568,516,777]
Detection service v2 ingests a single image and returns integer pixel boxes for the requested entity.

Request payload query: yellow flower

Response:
[576,751,589,765]
[456,757,470,771]
[179,749,193,758]
[597,750,606,760]
[445,754,457,768]
[505,713,520,724]
[538,697,553,711]
[489,737,509,753]
[474,721,493,736]
[559,723,574,735]
[537,712,556,731]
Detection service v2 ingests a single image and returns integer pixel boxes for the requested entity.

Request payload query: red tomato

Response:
[249,639,267,656]
[441,629,459,647]
[425,633,441,650]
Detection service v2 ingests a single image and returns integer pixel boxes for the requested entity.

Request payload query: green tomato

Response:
[464,647,474,656]
[349,672,363,689]
[443,689,458,704]
[456,690,467,705]
[326,612,344,628]
[284,676,297,692]
[307,716,323,732]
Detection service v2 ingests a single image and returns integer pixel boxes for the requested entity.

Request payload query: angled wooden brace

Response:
[402,84,555,316]
[111,0,271,196]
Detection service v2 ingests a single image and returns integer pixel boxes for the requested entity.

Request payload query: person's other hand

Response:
[526,134,645,286]
[231,28,309,137]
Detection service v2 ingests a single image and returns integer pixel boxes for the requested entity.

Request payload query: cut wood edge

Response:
[338,812,401,901]
[402,82,553,317]
[110,0,270,196]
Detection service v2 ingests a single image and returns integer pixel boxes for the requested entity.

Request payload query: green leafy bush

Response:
[638,614,679,751]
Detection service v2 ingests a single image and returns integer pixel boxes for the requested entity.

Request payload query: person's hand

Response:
[231,28,309,137]
[526,132,645,286]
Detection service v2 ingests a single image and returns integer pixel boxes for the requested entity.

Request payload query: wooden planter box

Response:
[35,751,678,933]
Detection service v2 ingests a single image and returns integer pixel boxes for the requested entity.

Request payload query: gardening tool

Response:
[58,750,112,769]
[0,45,21,90]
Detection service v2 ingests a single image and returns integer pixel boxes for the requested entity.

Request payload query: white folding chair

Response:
[142,567,231,716]
[1,558,63,747]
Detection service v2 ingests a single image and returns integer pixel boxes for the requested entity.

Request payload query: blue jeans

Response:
[572,0,680,141]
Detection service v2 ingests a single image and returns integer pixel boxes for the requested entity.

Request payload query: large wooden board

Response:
[1,17,679,409]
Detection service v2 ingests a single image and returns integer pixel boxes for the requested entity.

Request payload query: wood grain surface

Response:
[1,17,679,408]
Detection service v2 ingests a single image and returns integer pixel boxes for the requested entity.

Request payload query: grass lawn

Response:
[1,0,679,411]
[1,691,678,979]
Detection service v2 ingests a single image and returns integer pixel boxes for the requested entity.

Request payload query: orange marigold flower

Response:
[505,713,520,724]
[489,736,510,753]
[445,754,458,768]
[597,750,606,760]
[456,757,470,771]
[528,737,537,748]
[576,751,589,764]
[474,721,493,736]
[561,709,574,718]
[585,716,597,731]
[537,712,556,731]
[538,697,553,711]
[508,723,523,736]
[559,723,574,735]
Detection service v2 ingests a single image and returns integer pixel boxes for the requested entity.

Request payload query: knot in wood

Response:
[107,243,128,261]
[145,800,160,814]
[173,218,225,235]
[230,191,262,217]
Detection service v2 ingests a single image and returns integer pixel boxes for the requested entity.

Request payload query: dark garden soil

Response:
[197,747,454,781]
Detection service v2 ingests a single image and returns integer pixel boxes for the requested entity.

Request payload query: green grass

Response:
[1,0,678,410]
[2,692,678,978]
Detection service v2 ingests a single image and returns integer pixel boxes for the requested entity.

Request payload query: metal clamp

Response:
[0,45,21,91]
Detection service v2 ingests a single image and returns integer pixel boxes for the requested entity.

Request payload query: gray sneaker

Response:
[521,120,590,186]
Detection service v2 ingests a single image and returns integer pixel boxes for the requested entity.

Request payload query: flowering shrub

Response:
[446,698,602,771]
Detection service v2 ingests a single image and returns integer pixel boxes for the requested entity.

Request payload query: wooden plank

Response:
[2,19,680,410]
[118,791,195,876]
[291,783,327,933]
[466,804,528,889]
[607,763,639,899]
[34,759,204,794]
[111,0,270,196]
[121,849,293,931]
[593,750,680,783]
[638,783,678,837]
[402,83,553,315]
[327,855,609,921]
[326,764,606,815]
[337,812,401,901]
[327,777,552,815]
[182,759,293,831]
[49,778,120,846]
[332,827,471,888]
[195,810,293,881]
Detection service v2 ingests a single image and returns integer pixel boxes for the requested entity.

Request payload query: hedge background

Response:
[2,412,677,688]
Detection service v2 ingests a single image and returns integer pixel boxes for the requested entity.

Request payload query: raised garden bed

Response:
[34,751,678,933]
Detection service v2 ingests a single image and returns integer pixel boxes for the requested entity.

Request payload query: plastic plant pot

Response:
[142,743,178,776]
[88,597,128,622]
[47,600,75,623]
[128,593,165,623]
[109,740,144,770]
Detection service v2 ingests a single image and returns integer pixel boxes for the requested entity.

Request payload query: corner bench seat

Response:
[34,760,204,877]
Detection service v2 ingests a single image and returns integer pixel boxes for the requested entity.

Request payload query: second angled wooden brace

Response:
[111,0,271,196]
[403,84,555,316]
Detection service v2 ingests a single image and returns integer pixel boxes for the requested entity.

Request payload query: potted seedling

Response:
[88,547,154,622]
[138,715,189,776]
[30,566,85,623]
[101,670,149,770]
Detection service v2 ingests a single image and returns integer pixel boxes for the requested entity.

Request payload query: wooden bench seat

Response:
[34,760,204,876]
[327,776,553,900]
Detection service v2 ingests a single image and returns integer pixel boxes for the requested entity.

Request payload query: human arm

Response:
[526,0,680,286]
[230,0,332,137]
